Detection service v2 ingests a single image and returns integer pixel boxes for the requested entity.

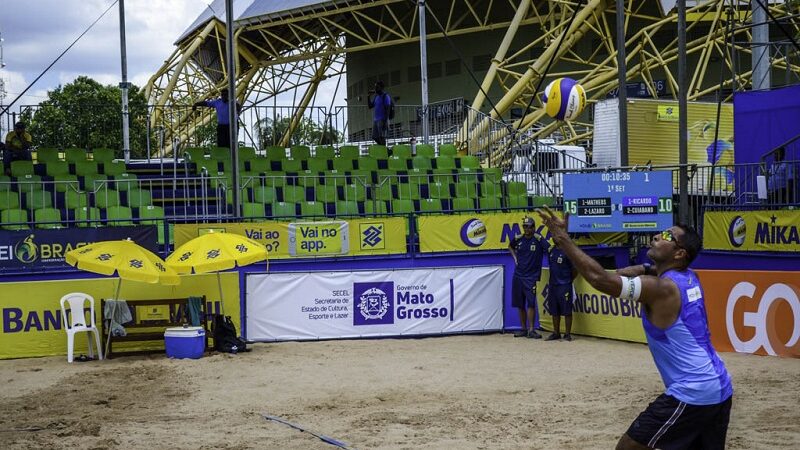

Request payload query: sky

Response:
[0,0,344,115]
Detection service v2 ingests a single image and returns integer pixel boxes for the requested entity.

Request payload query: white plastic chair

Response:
[60,292,103,363]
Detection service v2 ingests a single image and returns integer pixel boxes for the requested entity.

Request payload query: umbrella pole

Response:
[105,279,123,358]
[217,271,225,316]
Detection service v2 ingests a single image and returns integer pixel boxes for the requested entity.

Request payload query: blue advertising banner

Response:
[0,226,157,274]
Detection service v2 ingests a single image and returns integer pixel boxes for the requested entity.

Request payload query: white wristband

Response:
[618,276,642,302]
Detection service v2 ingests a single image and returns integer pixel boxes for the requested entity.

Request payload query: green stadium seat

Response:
[391,199,414,214]
[281,159,303,172]
[396,182,422,200]
[357,156,379,172]
[53,175,79,193]
[15,177,44,194]
[242,202,265,221]
[439,143,458,157]
[339,145,360,159]
[457,167,480,183]
[36,147,61,164]
[460,155,481,169]
[253,186,278,204]
[74,161,99,177]
[82,173,106,192]
[315,184,338,203]
[335,201,360,217]
[432,169,455,185]
[65,148,87,163]
[95,188,121,209]
[428,182,451,199]
[126,189,153,208]
[25,191,53,210]
[506,181,527,197]
[282,185,306,203]
[11,161,34,177]
[483,167,502,183]
[270,201,297,218]
[103,161,127,177]
[435,156,456,170]
[239,146,257,161]
[368,145,389,159]
[106,206,134,226]
[507,194,530,210]
[262,171,285,187]
[247,158,270,174]
[73,206,101,227]
[290,146,311,160]
[295,171,321,189]
[370,183,393,201]
[0,191,21,210]
[307,157,330,172]
[138,205,169,245]
[342,183,367,202]
[315,146,335,159]
[332,158,353,172]
[481,181,502,198]
[418,198,442,213]
[46,161,70,177]
[65,190,89,209]
[1,208,29,230]
[348,170,372,186]
[113,173,138,191]
[451,197,476,213]
[183,147,207,163]
[412,155,432,170]
[34,207,64,229]
[364,200,388,215]
[387,157,408,171]
[300,201,325,218]
[416,144,435,158]
[479,196,503,210]
[455,181,479,198]
[266,146,287,160]
[391,144,412,159]
[92,147,115,163]
[210,147,230,161]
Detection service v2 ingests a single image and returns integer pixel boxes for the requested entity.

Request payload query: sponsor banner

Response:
[536,271,646,343]
[0,226,157,273]
[699,270,800,357]
[0,273,240,359]
[419,212,622,253]
[245,266,504,341]
[175,217,405,259]
[704,210,800,252]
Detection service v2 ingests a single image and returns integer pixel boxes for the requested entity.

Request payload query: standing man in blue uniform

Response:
[367,80,391,146]
[537,207,733,450]
[508,216,545,339]
[544,242,576,341]
[193,88,242,148]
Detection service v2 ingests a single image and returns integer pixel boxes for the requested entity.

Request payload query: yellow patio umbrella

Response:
[65,238,181,355]
[165,230,268,315]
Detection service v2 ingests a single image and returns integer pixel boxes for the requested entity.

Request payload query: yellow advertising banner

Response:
[0,273,240,359]
[536,271,646,343]
[175,217,406,259]
[418,212,624,253]
[703,210,800,252]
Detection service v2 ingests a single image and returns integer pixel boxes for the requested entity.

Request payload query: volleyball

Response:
[460,218,487,248]
[543,77,586,121]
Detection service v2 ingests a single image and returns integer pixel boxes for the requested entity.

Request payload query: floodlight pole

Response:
[616,0,628,166]
[419,1,430,145]
[225,0,240,218]
[119,0,131,163]
[751,0,771,90]
[678,0,689,225]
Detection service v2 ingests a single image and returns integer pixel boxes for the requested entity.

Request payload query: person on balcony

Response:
[768,147,795,204]
[367,80,392,146]
[3,122,33,175]
[193,88,242,148]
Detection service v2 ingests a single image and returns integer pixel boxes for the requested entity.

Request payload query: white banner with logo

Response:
[245,266,504,341]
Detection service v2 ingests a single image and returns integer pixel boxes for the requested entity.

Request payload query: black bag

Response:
[212,314,248,354]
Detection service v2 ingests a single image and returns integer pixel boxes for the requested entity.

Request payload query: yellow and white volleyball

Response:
[543,78,586,121]
[460,218,487,248]
[728,216,746,247]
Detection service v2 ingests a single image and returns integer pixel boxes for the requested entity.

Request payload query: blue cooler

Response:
[164,326,205,359]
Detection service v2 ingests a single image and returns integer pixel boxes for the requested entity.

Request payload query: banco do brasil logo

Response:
[460,218,487,247]
[728,216,746,247]
[353,282,394,325]
[359,223,384,250]
[15,234,38,263]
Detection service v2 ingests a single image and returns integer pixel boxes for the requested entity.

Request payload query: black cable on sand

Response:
[262,413,354,449]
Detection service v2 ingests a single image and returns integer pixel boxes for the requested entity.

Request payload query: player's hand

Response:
[536,205,569,236]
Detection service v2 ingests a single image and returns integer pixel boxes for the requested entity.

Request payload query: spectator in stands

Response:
[192,88,242,148]
[508,216,546,339]
[367,80,392,146]
[544,241,577,341]
[768,147,795,204]
[3,122,33,175]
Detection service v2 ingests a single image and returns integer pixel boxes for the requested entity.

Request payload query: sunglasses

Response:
[660,230,685,250]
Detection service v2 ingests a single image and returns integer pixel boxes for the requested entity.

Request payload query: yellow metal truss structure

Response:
[144,0,800,159]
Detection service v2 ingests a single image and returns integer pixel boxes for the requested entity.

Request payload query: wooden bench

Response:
[101,296,208,358]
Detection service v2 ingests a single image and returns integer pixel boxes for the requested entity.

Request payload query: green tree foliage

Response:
[20,76,149,157]
[258,115,342,147]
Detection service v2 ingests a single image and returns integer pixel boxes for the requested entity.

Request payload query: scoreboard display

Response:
[563,171,673,232]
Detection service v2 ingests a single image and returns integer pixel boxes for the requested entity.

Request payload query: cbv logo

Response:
[726,282,800,356]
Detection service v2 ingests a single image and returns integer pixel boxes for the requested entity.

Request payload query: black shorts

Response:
[547,284,573,316]
[511,276,537,309]
[626,393,732,450]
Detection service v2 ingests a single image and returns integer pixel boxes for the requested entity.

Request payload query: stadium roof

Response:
[176,0,337,43]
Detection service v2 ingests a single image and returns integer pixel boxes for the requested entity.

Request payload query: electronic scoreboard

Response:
[563,171,673,232]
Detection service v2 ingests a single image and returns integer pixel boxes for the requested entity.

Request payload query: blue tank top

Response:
[643,269,733,405]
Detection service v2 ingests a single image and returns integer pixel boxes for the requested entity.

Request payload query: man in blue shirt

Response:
[508,216,545,339]
[367,80,392,146]
[544,242,576,341]
[538,206,733,450]
[193,88,242,148]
